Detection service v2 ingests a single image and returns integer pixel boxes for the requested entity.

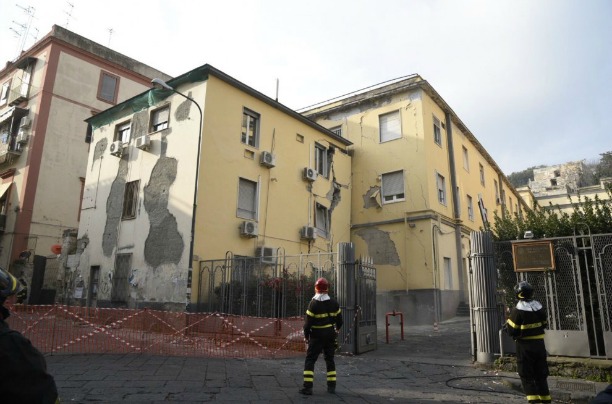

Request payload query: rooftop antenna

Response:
[107,28,114,47]
[10,4,36,59]
[64,2,74,28]
[275,78,279,102]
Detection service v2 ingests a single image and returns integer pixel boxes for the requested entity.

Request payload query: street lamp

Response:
[151,78,203,310]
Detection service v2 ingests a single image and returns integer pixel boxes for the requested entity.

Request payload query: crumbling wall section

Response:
[143,157,184,267]
[102,159,128,256]
[355,227,400,265]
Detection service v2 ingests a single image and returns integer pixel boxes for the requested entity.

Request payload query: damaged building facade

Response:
[302,75,529,324]
[0,25,170,303]
[77,65,352,310]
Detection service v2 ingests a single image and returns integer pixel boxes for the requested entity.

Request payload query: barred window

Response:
[122,180,139,220]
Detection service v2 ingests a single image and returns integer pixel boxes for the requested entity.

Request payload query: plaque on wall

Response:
[512,241,555,272]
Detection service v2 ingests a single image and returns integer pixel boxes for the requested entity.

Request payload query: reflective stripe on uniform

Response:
[327,370,336,381]
[521,334,545,340]
[506,318,545,330]
[303,370,314,382]
[306,309,341,318]
[312,324,333,329]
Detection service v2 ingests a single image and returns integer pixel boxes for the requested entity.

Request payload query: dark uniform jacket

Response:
[303,296,343,339]
[0,306,59,403]
[505,299,547,340]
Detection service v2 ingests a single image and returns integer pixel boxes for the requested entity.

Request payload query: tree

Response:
[492,191,612,241]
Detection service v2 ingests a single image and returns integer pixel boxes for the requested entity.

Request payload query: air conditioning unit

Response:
[16,130,29,144]
[240,221,258,237]
[303,167,317,182]
[300,226,317,240]
[19,116,31,129]
[135,135,150,150]
[255,246,277,264]
[109,140,123,157]
[260,151,276,168]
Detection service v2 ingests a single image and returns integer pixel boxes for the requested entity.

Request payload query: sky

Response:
[0,0,610,174]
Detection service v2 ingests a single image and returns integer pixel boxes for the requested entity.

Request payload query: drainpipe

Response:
[444,111,465,303]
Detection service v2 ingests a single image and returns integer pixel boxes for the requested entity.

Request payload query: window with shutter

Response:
[379,111,401,142]
[122,180,139,220]
[151,106,169,132]
[237,178,258,220]
[382,170,405,203]
[115,121,131,143]
[98,71,119,104]
[315,203,330,238]
[433,116,443,146]
[437,173,446,205]
[241,108,260,147]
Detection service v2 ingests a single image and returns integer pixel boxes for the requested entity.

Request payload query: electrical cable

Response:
[445,375,523,397]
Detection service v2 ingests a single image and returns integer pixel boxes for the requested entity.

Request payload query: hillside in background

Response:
[506,152,612,189]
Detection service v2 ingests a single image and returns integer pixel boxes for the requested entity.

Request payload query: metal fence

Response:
[196,251,338,318]
[6,304,305,358]
[495,232,612,359]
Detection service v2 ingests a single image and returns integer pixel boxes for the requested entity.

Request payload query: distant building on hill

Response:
[517,160,611,214]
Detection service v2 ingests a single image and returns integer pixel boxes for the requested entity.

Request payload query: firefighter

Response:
[299,277,343,395]
[0,267,59,403]
[504,281,551,404]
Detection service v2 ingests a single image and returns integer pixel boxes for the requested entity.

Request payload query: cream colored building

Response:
[0,25,170,302]
[302,75,529,324]
[77,65,352,310]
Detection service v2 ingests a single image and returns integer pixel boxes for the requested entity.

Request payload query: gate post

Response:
[337,242,356,354]
[470,231,500,363]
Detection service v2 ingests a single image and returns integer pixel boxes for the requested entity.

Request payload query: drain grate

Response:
[555,381,596,392]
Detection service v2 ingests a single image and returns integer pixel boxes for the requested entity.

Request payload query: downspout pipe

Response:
[445,111,465,302]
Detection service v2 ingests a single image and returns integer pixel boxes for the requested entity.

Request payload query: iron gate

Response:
[495,232,612,358]
[196,243,377,354]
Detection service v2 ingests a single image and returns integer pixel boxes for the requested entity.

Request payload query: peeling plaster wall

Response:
[102,159,128,256]
[143,157,184,266]
[355,228,400,265]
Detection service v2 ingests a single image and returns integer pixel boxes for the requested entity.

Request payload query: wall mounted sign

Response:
[512,241,555,272]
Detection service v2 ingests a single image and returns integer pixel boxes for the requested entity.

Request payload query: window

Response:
[115,121,131,143]
[122,180,139,220]
[241,108,260,147]
[379,110,401,142]
[494,180,500,204]
[150,106,169,132]
[467,194,474,221]
[550,179,557,186]
[433,116,443,146]
[509,197,513,213]
[315,143,333,178]
[437,173,446,205]
[0,81,9,106]
[315,203,330,238]
[382,170,405,203]
[329,126,342,137]
[462,146,469,171]
[443,257,452,289]
[98,71,119,103]
[479,163,485,186]
[237,178,258,220]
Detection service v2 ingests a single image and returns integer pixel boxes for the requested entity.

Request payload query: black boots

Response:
[327,385,336,394]
[299,387,312,395]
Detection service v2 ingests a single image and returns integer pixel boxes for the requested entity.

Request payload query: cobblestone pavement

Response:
[46,318,608,403]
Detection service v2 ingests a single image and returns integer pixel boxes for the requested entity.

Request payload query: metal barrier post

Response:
[385,310,404,343]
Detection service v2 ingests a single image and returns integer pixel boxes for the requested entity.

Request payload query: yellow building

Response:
[0,25,170,302]
[78,65,352,310]
[302,75,529,324]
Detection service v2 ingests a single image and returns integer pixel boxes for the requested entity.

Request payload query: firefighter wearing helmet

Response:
[504,281,551,403]
[0,267,59,403]
[299,277,343,395]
